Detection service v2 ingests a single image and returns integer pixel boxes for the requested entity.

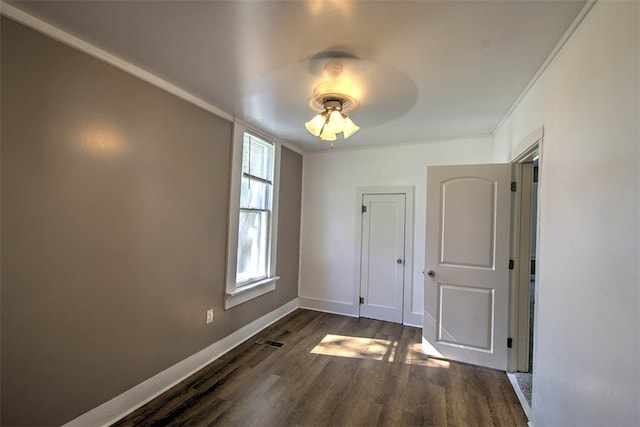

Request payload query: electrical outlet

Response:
[206,309,214,324]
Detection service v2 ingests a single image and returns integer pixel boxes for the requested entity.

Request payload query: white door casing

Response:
[423,164,511,370]
[360,194,406,324]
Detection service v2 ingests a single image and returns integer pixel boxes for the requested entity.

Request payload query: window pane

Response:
[236,210,269,284]
[243,133,273,181]
[240,176,272,210]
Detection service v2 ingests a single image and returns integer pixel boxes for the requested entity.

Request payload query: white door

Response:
[360,194,406,323]
[424,164,511,370]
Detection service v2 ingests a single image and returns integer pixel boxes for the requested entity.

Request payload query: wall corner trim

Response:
[63,298,299,427]
[0,1,234,122]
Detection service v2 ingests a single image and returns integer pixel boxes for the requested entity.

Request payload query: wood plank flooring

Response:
[114,309,527,426]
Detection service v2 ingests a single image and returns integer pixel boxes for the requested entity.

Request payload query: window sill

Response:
[225,276,279,309]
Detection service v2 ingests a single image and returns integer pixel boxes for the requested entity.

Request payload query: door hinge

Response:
[362,205,367,213]
[359,297,364,304]
[509,259,514,270]
[511,182,517,192]
[507,337,513,348]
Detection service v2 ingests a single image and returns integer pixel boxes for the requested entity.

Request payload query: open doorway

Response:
[510,159,539,412]
[528,159,538,372]
[507,130,542,418]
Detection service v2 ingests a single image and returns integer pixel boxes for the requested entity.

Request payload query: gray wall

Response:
[1,17,302,426]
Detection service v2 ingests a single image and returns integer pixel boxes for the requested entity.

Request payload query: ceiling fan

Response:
[305,60,360,148]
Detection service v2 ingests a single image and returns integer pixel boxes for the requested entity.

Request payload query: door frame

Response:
[355,186,414,325]
[508,126,544,372]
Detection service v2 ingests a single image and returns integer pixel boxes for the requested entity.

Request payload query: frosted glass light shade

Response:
[328,110,346,133]
[305,114,326,137]
[342,117,360,138]
[319,124,336,141]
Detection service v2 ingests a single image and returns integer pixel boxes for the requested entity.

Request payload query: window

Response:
[226,122,280,309]
[237,133,273,284]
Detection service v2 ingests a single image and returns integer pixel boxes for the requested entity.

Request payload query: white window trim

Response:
[225,120,281,309]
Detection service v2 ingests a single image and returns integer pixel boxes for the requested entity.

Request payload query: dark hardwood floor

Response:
[114,309,527,426]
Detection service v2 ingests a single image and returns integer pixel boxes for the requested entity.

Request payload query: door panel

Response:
[360,194,405,323]
[438,284,493,351]
[424,164,511,370]
[441,178,496,268]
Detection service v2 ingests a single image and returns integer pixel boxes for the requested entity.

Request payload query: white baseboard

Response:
[63,298,299,427]
[299,297,423,327]
[298,296,359,317]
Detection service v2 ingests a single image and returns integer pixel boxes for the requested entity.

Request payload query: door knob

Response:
[426,270,435,278]
[397,259,403,264]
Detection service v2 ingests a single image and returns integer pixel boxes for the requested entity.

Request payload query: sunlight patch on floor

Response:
[311,334,395,361]
[310,334,450,368]
[407,342,450,368]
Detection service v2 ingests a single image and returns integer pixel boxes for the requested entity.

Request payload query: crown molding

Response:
[0,2,234,122]
[493,0,597,135]
[234,118,305,155]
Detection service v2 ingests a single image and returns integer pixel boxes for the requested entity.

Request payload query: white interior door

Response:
[424,164,511,370]
[360,194,405,323]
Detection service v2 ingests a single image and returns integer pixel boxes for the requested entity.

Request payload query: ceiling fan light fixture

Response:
[305,113,326,137]
[305,95,359,147]
[342,117,360,139]
[328,110,346,133]
[305,59,360,148]
[319,122,337,141]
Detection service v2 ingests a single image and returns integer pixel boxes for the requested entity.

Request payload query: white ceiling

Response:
[7,0,586,152]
